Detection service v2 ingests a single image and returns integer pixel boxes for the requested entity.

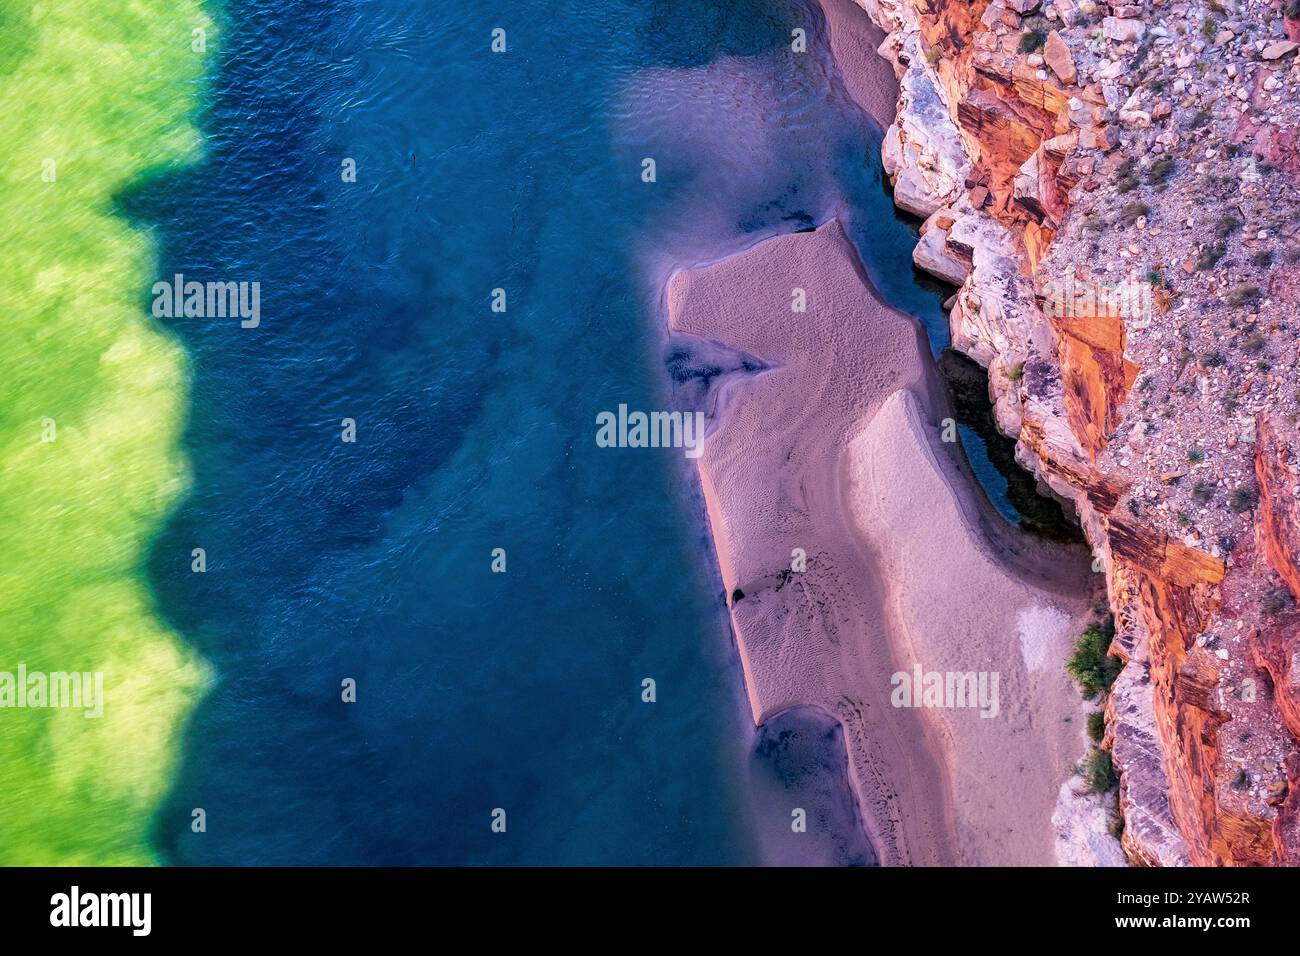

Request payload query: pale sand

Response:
[668,220,1093,865]
[818,0,900,130]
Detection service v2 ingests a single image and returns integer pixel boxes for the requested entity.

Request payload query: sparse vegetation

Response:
[1115,158,1139,193]
[1084,748,1117,794]
[1087,711,1106,743]
[1215,214,1243,240]
[1019,27,1048,53]
[1148,155,1176,188]
[1192,481,1215,504]
[1263,589,1293,616]
[1186,446,1205,463]
[1228,285,1261,308]
[1197,242,1226,270]
[1229,484,1259,514]
[1119,202,1150,227]
[1066,619,1122,699]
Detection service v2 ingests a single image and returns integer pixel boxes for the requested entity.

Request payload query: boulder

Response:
[1044,30,1078,85]
[1262,40,1299,60]
[1102,17,1146,43]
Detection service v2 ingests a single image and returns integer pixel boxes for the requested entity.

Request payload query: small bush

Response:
[1197,242,1226,270]
[1229,485,1259,513]
[1119,202,1150,227]
[1192,481,1215,504]
[1215,214,1243,240]
[1228,285,1261,307]
[1201,351,1226,368]
[1066,623,1123,699]
[1263,589,1293,616]
[1252,249,1274,268]
[1087,711,1106,743]
[1019,28,1048,53]
[1084,748,1117,794]
[1186,446,1205,463]
[1189,108,1212,129]
[1148,155,1176,187]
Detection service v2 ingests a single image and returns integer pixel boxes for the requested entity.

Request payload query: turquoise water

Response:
[3,0,1046,865]
[118,0,911,865]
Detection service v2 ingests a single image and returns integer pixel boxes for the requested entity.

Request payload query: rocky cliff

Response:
[852,0,1300,864]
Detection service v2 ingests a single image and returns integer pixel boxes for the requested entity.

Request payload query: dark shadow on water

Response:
[938,349,1083,543]
[747,707,877,866]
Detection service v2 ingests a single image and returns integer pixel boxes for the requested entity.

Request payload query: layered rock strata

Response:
[852,0,1300,864]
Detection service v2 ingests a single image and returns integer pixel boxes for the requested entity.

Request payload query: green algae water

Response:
[0,1,211,864]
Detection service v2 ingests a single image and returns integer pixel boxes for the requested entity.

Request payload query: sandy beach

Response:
[820,0,901,129]
[668,217,1095,865]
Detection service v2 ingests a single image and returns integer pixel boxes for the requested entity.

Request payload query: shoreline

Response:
[669,214,1100,864]
[844,0,1300,864]
[659,0,1125,865]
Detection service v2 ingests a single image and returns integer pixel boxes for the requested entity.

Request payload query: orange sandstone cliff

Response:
[852,0,1300,864]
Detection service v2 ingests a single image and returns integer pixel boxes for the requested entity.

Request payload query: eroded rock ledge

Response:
[852,0,1300,864]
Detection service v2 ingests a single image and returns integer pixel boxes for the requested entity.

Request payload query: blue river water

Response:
[126,0,993,864]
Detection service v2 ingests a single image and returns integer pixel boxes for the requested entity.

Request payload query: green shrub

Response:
[1019,28,1048,52]
[1066,623,1123,699]
[1087,711,1106,743]
[1084,748,1117,794]
[1148,155,1176,187]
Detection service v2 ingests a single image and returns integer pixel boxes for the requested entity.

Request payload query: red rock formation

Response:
[859,0,1300,865]
[1251,417,1300,863]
